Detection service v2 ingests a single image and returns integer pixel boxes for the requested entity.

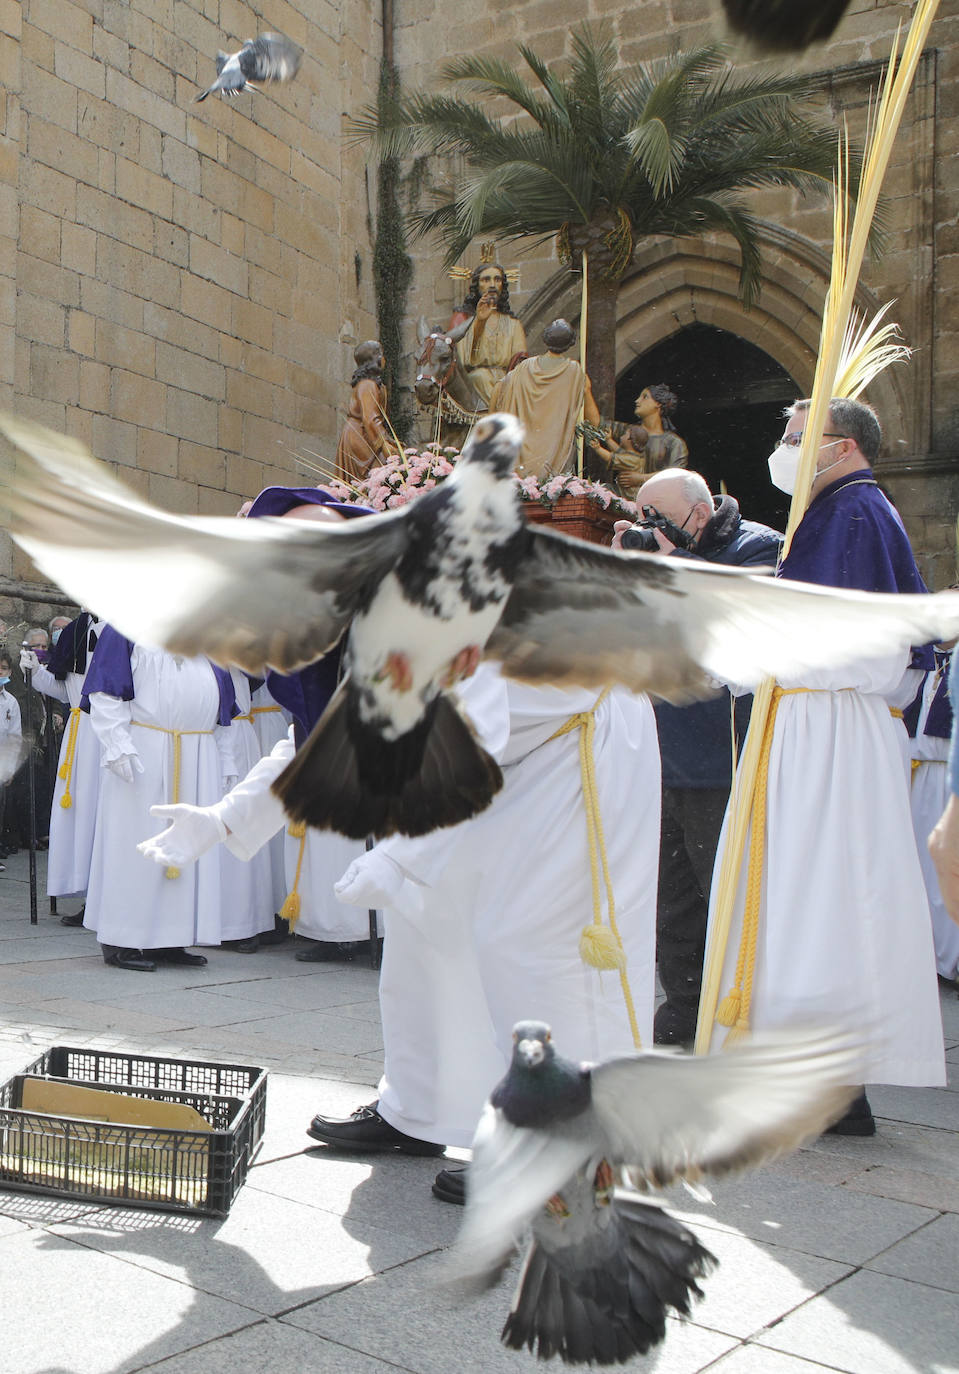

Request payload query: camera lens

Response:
[620,525,661,553]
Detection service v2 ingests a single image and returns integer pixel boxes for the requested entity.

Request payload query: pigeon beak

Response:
[517,1038,545,1066]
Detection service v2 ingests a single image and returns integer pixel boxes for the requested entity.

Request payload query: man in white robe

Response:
[307,665,661,1199]
[20,614,103,921]
[83,629,240,971]
[702,398,945,1135]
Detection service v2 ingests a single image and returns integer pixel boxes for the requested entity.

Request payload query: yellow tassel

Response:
[165,865,180,880]
[287,820,306,839]
[723,1021,751,1048]
[579,922,626,972]
[60,791,72,810]
[716,990,741,1027]
[280,890,301,928]
[58,762,68,781]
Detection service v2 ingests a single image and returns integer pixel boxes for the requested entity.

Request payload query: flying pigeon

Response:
[2,410,959,840]
[452,1020,862,1365]
[719,0,852,51]
[195,33,302,102]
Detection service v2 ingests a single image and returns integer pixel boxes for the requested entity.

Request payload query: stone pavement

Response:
[0,850,955,1374]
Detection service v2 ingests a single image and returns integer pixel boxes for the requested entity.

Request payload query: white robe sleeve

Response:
[88,691,137,766]
[219,728,296,861]
[29,665,69,704]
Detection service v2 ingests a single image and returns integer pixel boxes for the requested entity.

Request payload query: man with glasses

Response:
[702,397,945,1134]
[613,468,781,1046]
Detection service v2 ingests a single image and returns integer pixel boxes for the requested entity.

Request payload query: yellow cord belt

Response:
[233,712,253,724]
[131,720,214,880]
[58,707,82,810]
[280,820,308,929]
[250,705,282,716]
[548,689,641,1050]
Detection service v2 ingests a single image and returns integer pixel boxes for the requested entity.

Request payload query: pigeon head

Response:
[459,413,524,478]
[510,1020,554,1070]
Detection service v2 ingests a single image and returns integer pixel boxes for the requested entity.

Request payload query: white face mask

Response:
[767,438,846,495]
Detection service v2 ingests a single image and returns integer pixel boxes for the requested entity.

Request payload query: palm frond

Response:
[440,54,564,132]
[834,302,911,400]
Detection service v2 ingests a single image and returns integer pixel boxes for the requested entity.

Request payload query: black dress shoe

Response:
[295,940,367,963]
[102,946,157,972]
[59,911,84,927]
[306,1102,445,1156]
[224,936,259,953]
[153,947,208,967]
[825,1090,876,1137]
[432,1166,467,1205]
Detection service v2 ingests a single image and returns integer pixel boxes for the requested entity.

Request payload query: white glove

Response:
[138,803,228,867]
[106,753,144,784]
[335,849,408,909]
[19,649,39,674]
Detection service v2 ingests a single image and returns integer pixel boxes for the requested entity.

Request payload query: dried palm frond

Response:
[834,302,911,402]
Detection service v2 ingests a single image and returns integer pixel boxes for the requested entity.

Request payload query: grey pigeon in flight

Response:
[195,32,302,102]
[2,410,959,841]
[452,1020,862,1365]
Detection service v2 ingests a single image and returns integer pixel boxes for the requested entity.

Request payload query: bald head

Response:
[636,469,714,545]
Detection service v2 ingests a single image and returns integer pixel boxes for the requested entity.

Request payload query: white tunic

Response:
[250,683,291,914]
[910,671,959,981]
[704,646,945,1087]
[84,647,233,950]
[356,666,660,1147]
[216,673,276,941]
[30,661,102,898]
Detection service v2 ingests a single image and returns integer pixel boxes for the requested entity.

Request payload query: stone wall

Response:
[0,0,383,595]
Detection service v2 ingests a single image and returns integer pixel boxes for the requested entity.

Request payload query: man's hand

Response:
[19,649,39,674]
[106,753,144,784]
[611,520,632,552]
[473,293,497,325]
[928,792,959,926]
[138,803,228,868]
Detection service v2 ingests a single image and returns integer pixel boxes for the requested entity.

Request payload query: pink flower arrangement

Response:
[310,444,634,521]
[516,472,636,519]
[317,445,457,512]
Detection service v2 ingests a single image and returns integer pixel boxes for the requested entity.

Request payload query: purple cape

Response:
[80,625,237,725]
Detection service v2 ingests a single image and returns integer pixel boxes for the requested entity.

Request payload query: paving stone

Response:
[246,1149,463,1250]
[866,1212,959,1293]
[0,1227,259,1374]
[51,1185,438,1316]
[757,1269,959,1373]
[845,1162,959,1213]
[665,1165,937,1265]
[136,1320,407,1372]
[869,1083,959,1131]
[283,1248,738,1373]
[706,1349,839,1373]
[673,1228,853,1339]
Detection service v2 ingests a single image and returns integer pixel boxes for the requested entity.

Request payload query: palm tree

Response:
[354,31,856,411]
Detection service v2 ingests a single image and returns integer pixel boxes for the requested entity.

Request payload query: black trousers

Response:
[655,786,729,1039]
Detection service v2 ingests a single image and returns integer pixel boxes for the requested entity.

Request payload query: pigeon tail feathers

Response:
[272,681,503,840]
[502,1194,716,1366]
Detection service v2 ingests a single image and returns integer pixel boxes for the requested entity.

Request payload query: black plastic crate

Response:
[0,1046,267,1216]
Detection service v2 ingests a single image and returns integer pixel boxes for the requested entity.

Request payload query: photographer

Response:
[614,469,781,1045]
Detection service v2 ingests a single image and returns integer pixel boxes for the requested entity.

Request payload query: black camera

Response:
[620,505,695,553]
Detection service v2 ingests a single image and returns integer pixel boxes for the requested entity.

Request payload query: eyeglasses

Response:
[781,431,847,449]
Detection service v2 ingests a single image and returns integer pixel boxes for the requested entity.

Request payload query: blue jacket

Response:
[655,496,782,789]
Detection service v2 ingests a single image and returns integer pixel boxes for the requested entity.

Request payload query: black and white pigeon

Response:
[452,1019,862,1366]
[195,33,302,102]
[2,409,959,840]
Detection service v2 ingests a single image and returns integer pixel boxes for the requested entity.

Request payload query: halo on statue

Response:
[448,241,520,284]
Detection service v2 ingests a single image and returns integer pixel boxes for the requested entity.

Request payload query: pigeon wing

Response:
[588,1026,864,1189]
[0,412,407,673]
[485,523,959,699]
[451,1102,595,1286]
[240,33,303,84]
